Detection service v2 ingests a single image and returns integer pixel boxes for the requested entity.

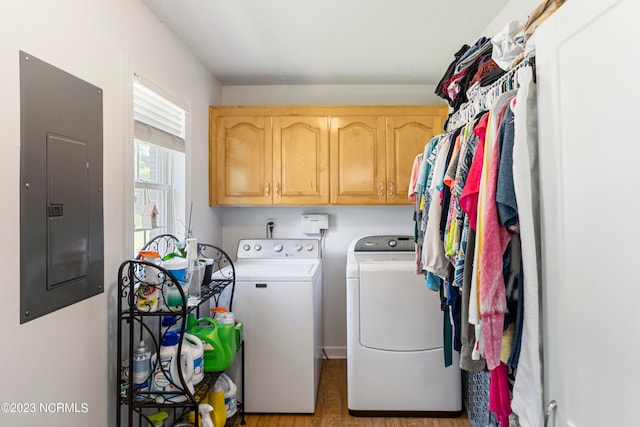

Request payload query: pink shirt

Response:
[480,100,514,370]
[459,113,489,230]
[408,154,423,204]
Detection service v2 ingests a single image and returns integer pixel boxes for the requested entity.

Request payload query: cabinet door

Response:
[273,116,329,205]
[216,116,273,205]
[330,116,386,205]
[386,115,442,205]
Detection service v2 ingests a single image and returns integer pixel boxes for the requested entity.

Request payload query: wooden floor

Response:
[240,359,471,427]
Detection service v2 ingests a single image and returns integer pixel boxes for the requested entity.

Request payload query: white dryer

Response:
[231,238,322,414]
[346,235,461,416]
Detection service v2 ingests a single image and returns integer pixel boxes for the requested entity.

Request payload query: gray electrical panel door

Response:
[46,134,89,289]
[20,51,104,323]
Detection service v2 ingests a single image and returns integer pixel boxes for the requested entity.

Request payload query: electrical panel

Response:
[20,51,104,323]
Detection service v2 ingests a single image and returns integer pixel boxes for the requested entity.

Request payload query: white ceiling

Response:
[143,0,509,86]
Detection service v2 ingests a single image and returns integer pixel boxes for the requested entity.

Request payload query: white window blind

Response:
[133,80,186,152]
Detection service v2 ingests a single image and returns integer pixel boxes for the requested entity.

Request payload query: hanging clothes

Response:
[509,65,543,427]
[418,26,543,423]
[478,91,517,371]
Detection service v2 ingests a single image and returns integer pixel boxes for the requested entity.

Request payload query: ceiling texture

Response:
[143,0,509,86]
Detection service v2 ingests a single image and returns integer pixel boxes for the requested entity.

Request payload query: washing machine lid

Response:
[346,235,415,278]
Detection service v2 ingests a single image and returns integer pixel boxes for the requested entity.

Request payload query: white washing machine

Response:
[346,235,461,416]
[231,238,322,413]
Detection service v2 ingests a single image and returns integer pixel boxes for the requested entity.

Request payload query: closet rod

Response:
[446,55,535,132]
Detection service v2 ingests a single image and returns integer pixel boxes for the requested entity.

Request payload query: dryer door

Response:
[359,261,442,351]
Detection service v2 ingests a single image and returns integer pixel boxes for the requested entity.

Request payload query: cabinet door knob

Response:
[379,181,385,197]
[389,181,394,197]
[275,182,280,197]
[265,182,271,196]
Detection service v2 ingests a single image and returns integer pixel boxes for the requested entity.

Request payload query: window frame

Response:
[131,76,188,255]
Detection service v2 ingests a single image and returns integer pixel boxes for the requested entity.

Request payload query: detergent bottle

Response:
[150,331,194,403]
[136,255,162,312]
[190,317,232,372]
[211,307,237,358]
[183,332,204,385]
[160,316,180,336]
[218,373,238,418]
[210,378,226,427]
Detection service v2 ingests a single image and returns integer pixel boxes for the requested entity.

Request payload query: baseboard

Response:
[349,409,463,418]
[323,346,346,359]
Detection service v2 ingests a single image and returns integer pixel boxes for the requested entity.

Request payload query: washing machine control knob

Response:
[242,244,251,251]
[306,244,314,251]
[273,243,283,252]
[294,244,302,251]
[388,239,397,248]
[254,244,262,251]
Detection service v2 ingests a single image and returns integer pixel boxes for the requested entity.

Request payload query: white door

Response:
[537,1,640,425]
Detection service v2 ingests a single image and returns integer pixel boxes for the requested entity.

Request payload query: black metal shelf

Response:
[117,237,244,427]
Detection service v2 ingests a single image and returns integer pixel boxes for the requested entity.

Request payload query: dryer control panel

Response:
[237,238,320,259]
[353,235,414,252]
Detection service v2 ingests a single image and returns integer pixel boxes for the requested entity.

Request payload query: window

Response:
[133,78,187,254]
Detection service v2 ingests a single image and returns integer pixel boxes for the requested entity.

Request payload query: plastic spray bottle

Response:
[199,403,215,427]
[186,238,201,301]
[146,411,168,427]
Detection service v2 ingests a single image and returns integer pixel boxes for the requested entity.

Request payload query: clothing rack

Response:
[446,56,536,132]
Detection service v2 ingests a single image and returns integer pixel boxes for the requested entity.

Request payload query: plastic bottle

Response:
[162,257,189,308]
[210,379,226,427]
[218,373,238,418]
[183,332,205,385]
[186,238,202,301]
[161,316,178,336]
[132,340,151,401]
[146,411,168,427]
[211,308,237,359]
[192,317,229,372]
[199,403,215,427]
[150,331,194,403]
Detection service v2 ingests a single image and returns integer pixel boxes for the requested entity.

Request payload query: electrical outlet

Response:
[266,218,276,238]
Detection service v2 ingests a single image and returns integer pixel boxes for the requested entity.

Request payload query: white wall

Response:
[0,0,220,425]
[223,84,444,106]
[480,0,541,37]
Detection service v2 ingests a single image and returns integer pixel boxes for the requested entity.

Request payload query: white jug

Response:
[183,332,205,385]
[218,373,238,418]
[150,331,194,403]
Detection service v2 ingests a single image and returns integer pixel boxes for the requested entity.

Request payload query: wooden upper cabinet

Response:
[386,115,443,205]
[209,105,448,206]
[211,109,329,205]
[330,116,386,205]
[215,116,273,205]
[273,116,329,205]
